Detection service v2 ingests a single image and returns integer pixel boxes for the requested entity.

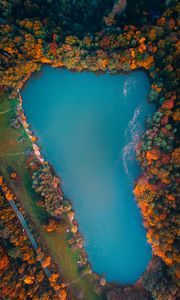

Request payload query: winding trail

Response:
[64,272,88,287]
[0,108,14,114]
[0,152,25,157]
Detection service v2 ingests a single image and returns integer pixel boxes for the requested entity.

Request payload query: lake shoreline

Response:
[18,66,153,287]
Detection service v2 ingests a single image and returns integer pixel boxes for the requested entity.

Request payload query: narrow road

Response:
[0,187,51,278]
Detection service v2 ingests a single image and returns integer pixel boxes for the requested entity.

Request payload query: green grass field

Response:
[0,97,104,299]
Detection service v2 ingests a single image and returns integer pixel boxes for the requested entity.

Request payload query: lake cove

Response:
[22,66,153,284]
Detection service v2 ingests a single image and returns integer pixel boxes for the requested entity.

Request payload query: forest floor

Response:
[0,96,104,300]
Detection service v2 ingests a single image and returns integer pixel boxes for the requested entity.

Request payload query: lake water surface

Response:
[22,66,153,283]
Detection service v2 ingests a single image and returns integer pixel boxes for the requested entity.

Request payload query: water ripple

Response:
[122,105,143,175]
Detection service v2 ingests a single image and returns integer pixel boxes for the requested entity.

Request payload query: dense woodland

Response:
[0,0,168,36]
[0,177,67,299]
[0,0,179,299]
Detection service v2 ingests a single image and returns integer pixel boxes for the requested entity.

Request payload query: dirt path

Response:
[64,272,88,287]
[0,108,14,114]
[0,152,25,157]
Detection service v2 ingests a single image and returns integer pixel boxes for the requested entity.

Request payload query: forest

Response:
[0,0,179,299]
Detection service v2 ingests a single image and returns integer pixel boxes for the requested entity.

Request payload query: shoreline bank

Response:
[17,67,153,289]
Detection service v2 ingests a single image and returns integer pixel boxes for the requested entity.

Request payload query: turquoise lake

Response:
[22,66,153,284]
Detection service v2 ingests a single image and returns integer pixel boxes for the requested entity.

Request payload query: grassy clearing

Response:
[0,97,104,300]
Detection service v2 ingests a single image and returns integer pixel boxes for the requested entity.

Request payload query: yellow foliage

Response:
[130,49,135,58]
[40,57,53,64]
[173,109,180,121]
[148,29,157,41]
[137,56,154,70]
[98,58,108,68]
[139,37,146,44]
[41,256,51,268]
[24,275,34,284]
[59,290,67,300]
[152,84,162,93]
[65,36,78,45]
[71,225,77,233]
[10,172,17,179]
[130,60,137,70]
[146,148,160,160]
[50,273,59,283]
[31,136,37,142]
[138,43,146,53]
